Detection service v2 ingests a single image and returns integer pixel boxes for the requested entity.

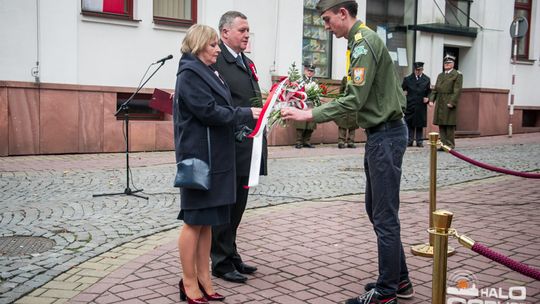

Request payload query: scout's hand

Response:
[280,107,313,122]
[447,104,454,109]
[429,101,434,107]
[251,107,262,119]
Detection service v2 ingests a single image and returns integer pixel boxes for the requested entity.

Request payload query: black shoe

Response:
[294,144,302,149]
[212,270,247,283]
[347,143,356,148]
[407,142,413,147]
[416,142,424,147]
[345,289,397,304]
[235,263,257,274]
[303,143,315,148]
[338,143,346,149]
[364,279,414,299]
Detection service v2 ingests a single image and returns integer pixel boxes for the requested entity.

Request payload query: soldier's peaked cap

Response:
[444,54,456,63]
[316,0,357,14]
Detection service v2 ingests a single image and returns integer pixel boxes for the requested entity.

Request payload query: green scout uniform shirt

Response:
[312,21,405,129]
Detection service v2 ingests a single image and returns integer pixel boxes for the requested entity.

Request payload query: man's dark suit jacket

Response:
[213,42,267,176]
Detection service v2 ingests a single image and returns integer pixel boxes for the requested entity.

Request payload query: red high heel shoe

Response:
[198,281,225,301]
[179,279,208,304]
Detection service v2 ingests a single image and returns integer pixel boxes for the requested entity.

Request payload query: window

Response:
[81,0,134,20]
[514,0,532,59]
[153,0,197,27]
[367,0,412,79]
[303,0,332,78]
[445,0,472,27]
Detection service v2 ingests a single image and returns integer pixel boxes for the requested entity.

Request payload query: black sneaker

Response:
[345,289,397,304]
[364,280,414,299]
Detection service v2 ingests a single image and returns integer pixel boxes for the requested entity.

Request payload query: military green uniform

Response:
[334,76,359,147]
[430,69,463,148]
[312,21,405,128]
[294,76,318,147]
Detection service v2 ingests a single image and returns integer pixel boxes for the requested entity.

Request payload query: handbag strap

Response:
[206,127,211,169]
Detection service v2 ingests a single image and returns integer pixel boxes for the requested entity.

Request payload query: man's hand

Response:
[423,97,429,104]
[251,107,262,119]
[280,107,313,121]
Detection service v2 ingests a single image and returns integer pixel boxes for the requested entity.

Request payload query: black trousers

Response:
[407,124,424,144]
[211,175,250,274]
[364,123,410,295]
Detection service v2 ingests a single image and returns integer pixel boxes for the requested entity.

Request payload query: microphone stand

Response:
[93,60,168,200]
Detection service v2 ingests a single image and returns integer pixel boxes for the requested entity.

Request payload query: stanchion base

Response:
[411,243,455,258]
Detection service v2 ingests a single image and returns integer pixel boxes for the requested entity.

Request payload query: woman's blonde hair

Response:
[181,24,218,55]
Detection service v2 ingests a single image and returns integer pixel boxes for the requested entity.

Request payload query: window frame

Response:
[302,1,333,79]
[513,0,532,60]
[153,0,198,27]
[445,0,472,27]
[81,0,135,21]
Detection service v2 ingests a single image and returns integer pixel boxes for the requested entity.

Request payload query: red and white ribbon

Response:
[246,77,289,187]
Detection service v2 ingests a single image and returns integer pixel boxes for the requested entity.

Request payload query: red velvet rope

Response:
[448,149,540,179]
[472,243,540,280]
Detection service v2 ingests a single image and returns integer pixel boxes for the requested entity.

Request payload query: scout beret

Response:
[316,0,357,14]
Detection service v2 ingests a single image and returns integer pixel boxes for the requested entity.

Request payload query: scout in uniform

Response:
[294,63,318,149]
[335,76,359,148]
[429,54,463,149]
[281,0,414,303]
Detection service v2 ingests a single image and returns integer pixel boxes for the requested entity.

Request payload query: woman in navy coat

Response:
[173,24,260,304]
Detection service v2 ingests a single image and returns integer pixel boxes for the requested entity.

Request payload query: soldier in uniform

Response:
[281,1,413,303]
[402,62,431,147]
[293,63,318,149]
[429,54,463,149]
[335,76,359,148]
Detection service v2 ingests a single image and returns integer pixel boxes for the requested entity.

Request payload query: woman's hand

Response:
[251,107,262,119]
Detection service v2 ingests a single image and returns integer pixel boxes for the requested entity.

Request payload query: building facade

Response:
[0,0,539,156]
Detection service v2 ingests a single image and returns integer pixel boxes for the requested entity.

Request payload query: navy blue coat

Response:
[173,53,253,210]
[402,73,431,128]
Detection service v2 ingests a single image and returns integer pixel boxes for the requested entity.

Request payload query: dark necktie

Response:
[236,55,246,69]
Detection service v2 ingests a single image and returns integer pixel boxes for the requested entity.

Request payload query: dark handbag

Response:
[174,128,211,190]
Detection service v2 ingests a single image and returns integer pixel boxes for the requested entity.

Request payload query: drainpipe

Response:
[31,0,40,83]
[412,0,418,64]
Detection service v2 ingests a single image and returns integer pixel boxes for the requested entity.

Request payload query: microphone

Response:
[155,54,173,64]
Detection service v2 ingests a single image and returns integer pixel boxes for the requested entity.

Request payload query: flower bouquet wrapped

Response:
[267,62,328,129]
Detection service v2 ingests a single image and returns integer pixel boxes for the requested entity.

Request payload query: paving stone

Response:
[2,134,540,303]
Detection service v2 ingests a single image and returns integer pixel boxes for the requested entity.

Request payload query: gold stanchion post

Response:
[430,210,454,304]
[411,132,455,257]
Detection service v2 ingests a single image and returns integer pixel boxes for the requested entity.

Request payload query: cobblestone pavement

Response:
[1,133,540,303]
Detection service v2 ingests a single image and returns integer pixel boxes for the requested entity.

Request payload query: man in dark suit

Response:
[210,10,267,284]
[402,62,431,147]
